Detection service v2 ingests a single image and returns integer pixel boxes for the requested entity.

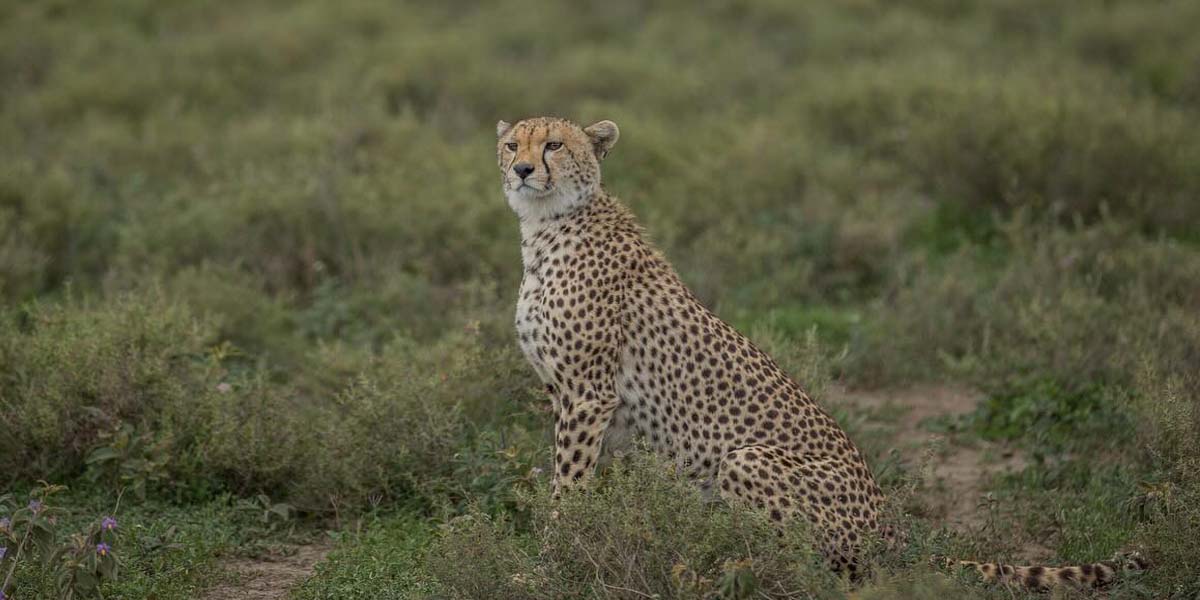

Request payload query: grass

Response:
[294,514,435,600]
[1,0,1198,598]
[1,484,308,599]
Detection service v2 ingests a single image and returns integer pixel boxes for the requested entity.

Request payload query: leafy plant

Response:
[966,379,1124,448]
[0,484,121,600]
[440,427,543,520]
[84,423,171,501]
[234,494,295,535]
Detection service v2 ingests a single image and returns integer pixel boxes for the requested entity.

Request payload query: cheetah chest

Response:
[515,270,552,383]
[514,229,579,386]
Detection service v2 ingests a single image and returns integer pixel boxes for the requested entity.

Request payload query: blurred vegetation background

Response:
[1,0,1198,598]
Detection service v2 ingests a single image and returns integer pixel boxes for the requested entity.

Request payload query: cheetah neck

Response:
[512,188,603,243]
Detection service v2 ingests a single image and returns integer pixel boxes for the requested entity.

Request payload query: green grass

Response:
[294,514,435,600]
[1,485,308,599]
[2,0,1199,598]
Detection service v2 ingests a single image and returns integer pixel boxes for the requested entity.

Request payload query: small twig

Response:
[572,533,604,575]
[598,582,657,599]
[112,486,126,516]
[572,533,656,598]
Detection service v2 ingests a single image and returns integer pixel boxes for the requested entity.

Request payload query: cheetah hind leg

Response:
[715,445,888,578]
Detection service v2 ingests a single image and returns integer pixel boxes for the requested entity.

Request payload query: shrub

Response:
[853,218,1200,390]
[1131,364,1200,598]
[0,162,124,301]
[810,64,1200,236]
[0,293,219,483]
[426,452,841,600]
[0,291,529,512]
[1063,0,1200,105]
[181,330,511,512]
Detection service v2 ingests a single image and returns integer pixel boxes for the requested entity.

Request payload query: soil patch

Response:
[202,544,330,600]
[828,384,1027,530]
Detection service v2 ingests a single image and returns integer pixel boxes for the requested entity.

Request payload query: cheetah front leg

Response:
[551,385,620,495]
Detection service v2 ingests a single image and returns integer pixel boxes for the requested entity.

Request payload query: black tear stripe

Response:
[505,149,518,174]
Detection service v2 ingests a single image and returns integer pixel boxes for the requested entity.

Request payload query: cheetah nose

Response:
[513,162,535,179]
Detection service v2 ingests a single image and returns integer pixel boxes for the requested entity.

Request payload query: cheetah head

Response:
[496,116,618,219]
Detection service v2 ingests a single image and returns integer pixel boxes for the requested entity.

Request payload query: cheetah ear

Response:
[496,120,513,138]
[584,120,619,160]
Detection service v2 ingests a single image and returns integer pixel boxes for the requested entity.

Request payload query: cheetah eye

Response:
[505,142,518,151]
[545,142,563,151]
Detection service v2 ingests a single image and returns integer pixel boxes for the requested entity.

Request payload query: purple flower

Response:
[27,499,42,514]
[1,588,7,600]
[0,517,9,531]
[96,542,111,556]
[0,546,7,560]
[101,516,118,531]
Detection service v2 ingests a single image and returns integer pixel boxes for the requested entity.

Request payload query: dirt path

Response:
[202,544,330,600]
[827,384,1026,530]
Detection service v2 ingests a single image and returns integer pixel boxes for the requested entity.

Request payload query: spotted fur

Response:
[496,116,1147,587]
[941,552,1148,590]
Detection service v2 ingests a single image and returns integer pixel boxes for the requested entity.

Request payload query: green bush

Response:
[810,65,1200,235]
[426,452,841,600]
[966,380,1130,448]
[167,329,518,512]
[0,161,124,300]
[0,291,525,512]
[0,293,218,483]
[855,218,1200,390]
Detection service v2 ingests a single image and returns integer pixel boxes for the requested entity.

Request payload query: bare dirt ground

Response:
[828,384,1027,531]
[202,544,330,600]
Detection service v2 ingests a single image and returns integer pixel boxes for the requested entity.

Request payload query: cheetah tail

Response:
[936,552,1148,590]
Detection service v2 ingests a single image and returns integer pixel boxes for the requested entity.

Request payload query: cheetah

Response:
[496,116,1146,588]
